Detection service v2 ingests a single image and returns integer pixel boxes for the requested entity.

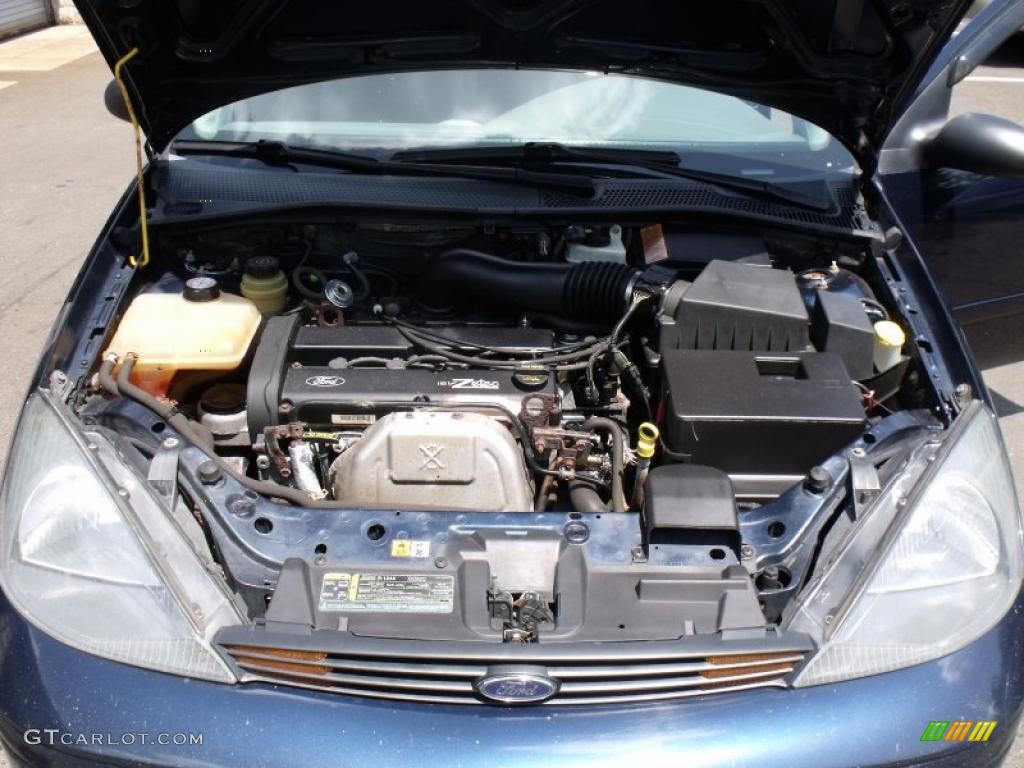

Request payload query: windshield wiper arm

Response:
[392,142,836,212]
[169,140,596,197]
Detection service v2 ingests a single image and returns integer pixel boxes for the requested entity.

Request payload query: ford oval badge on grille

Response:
[475,669,559,705]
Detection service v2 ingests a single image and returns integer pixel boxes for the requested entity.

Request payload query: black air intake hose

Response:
[418,249,637,322]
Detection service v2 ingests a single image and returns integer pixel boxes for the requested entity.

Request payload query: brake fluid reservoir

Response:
[106,277,261,396]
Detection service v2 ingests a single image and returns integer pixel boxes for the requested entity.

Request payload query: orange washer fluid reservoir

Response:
[105,277,262,396]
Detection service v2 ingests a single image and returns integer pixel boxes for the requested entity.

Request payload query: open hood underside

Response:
[77,0,971,169]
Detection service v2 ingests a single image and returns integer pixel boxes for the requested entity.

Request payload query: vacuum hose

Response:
[418,249,638,322]
[580,417,626,513]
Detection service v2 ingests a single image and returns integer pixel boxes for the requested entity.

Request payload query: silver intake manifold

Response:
[329,411,534,511]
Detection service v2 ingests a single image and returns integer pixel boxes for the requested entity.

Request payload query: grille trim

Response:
[221,639,808,706]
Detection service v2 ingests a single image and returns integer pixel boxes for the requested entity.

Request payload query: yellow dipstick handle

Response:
[636,422,659,459]
[113,47,149,268]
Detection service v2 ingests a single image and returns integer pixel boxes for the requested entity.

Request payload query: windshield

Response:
[179,69,855,176]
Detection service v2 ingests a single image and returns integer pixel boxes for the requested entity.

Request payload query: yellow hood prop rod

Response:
[113,47,149,268]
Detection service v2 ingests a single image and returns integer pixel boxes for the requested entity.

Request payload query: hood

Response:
[77,0,971,170]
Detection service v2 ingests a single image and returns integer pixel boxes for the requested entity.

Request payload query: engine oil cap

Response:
[513,365,550,391]
[184,276,221,302]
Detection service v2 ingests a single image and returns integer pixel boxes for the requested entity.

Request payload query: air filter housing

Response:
[660,259,811,353]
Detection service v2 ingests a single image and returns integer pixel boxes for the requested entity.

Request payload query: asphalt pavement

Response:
[1,23,1023,768]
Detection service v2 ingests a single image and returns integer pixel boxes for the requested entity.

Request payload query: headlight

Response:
[791,402,1023,686]
[0,392,240,682]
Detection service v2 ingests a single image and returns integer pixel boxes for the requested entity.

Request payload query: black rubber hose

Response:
[570,481,609,513]
[114,356,216,449]
[292,265,327,300]
[580,417,626,513]
[342,252,372,301]
[112,355,326,507]
[417,249,637,322]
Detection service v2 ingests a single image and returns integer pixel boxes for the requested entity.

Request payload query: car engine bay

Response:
[81,217,944,650]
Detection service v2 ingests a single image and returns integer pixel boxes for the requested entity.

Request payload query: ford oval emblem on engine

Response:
[474,669,559,705]
[305,375,346,387]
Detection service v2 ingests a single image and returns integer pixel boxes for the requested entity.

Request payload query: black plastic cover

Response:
[256,518,766,641]
[661,350,866,475]
[661,260,810,353]
[642,465,741,554]
[810,290,876,380]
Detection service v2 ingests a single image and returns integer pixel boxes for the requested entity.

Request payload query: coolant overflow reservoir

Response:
[106,278,262,396]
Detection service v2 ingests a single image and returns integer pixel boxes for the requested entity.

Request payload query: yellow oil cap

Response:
[636,422,659,459]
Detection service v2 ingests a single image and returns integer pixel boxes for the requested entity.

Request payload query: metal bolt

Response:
[230,499,256,518]
[740,544,755,560]
[434,556,448,569]
[198,461,223,485]
[162,437,179,450]
[849,446,866,459]
[256,455,271,470]
[955,382,972,402]
[804,466,831,494]
[524,397,546,418]
[563,521,590,544]
[116,488,130,499]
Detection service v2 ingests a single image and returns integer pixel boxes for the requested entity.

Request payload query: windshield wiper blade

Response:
[392,143,683,166]
[169,140,596,196]
[392,142,836,212]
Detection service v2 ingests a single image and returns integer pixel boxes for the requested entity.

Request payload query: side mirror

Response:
[923,112,1024,178]
[104,79,131,123]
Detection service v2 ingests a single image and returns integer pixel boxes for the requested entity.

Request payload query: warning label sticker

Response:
[318,572,454,613]
[390,539,431,558]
